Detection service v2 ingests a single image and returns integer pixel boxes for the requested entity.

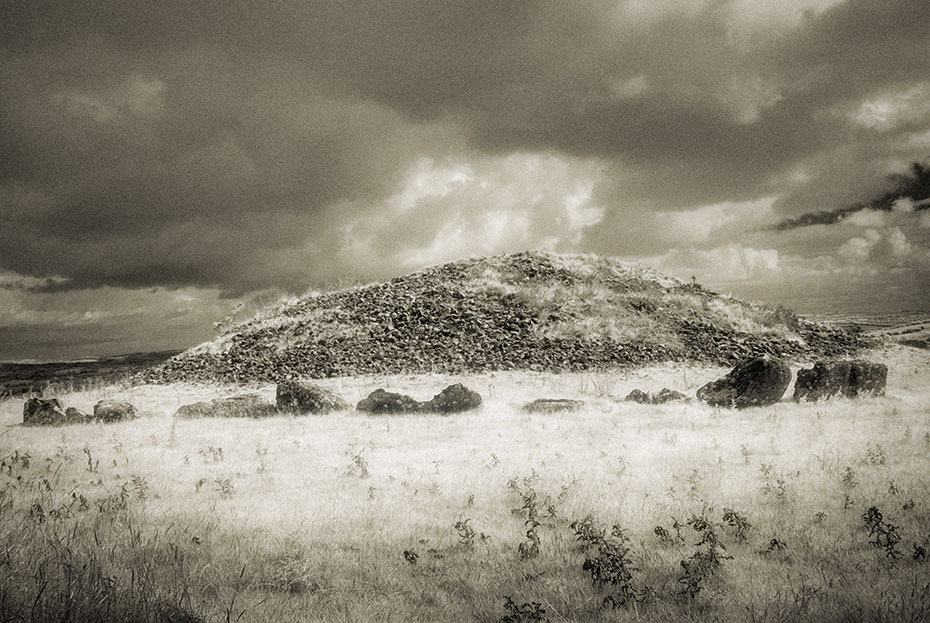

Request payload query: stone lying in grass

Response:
[357,384,483,414]
[624,388,688,404]
[522,398,585,413]
[65,407,91,422]
[23,397,135,425]
[276,380,349,414]
[697,355,791,408]
[174,394,278,419]
[794,360,888,401]
[23,397,69,426]
[93,400,138,422]
[421,383,482,413]
[356,389,422,414]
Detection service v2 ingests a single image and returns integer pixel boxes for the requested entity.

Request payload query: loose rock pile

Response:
[137,251,868,384]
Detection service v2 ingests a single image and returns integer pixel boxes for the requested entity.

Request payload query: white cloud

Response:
[844,82,930,130]
[645,243,780,284]
[845,209,886,227]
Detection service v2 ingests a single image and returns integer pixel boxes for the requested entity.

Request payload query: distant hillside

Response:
[1,350,182,396]
[141,251,867,383]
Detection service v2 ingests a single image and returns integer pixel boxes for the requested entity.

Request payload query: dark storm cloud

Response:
[2,0,930,298]
[772,161,930,230]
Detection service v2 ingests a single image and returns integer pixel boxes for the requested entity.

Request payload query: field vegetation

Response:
[2,345,928,622]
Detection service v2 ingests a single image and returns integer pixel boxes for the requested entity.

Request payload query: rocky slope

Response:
[139,251,867,383]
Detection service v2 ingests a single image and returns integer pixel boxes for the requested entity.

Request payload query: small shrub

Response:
[722,507,751,542]
[570,516,652,608]
[865,444,887,466]
[345,452,369,479]
[509,473,548,560]
[215,478,235,499]
[842,467,858,489]
[677,509,731,600]
[130,475,149,501]
[499,596,548,623]
[454,518,476,550]
[862,506,903,560]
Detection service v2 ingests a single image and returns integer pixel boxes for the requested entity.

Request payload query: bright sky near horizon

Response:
[1,0,929,361]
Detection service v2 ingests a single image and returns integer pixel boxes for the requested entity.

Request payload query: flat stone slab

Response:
[174,394,278,419]
[522,398,585,413]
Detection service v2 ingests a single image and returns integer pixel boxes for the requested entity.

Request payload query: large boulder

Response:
[23,398,68,426]
[356,389,421,414]
[276,380,348,414]
[625,388,688,404]
[522,398,585,413]
[175,394,278,419]
[697,356,791,408]
[93,400,138,422]
[794,360,887,401]
[422,384,482,413]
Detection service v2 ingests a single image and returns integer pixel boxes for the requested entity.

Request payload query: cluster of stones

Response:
[694,356,887,409]
[137,252,868,385]
[172,380,483,419]
[20,358,888,424]
[23,398,137,426]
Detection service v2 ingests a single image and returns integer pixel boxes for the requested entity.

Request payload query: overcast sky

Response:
[2,0,929,360]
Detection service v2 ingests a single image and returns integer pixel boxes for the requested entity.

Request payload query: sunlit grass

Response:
[1,346,928,622]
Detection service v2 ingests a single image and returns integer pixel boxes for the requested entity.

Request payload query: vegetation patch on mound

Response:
[140,251,867,383]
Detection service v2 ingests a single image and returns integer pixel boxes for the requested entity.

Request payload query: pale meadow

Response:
[1,345,929,622]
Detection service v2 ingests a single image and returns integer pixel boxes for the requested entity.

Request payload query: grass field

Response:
[2,345,929,622]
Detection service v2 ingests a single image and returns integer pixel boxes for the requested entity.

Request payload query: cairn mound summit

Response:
[141,251,866,383]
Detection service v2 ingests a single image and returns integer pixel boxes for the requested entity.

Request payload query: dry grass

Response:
[2,346,929,622]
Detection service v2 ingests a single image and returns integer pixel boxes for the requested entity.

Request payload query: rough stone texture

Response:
[65,407,91,423]
[625,388,687,404]
[847,360,888,396]
[696,356,791,408]
[422,384,482,413]
[794,360,888,401]
[275,380,349,414]
[23,398,68,426]
[356,389,422,414]
[175,394,278,419]
[794,361,853,401]
[136,252,870,385]
[522,398,585,413]
[93,400,138,422]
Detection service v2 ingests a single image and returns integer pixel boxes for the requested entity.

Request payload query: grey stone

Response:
[697,356,791,408]
[522,398,585,413]
[276,380,349,414]
[65,407,91,423]
[23,398,67,426]
[93,400,138,422]
[795,360,887,401]
[422,384,482,413]
[356,389,422,414]
[625,388,687,404]
[174,394,278,419]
